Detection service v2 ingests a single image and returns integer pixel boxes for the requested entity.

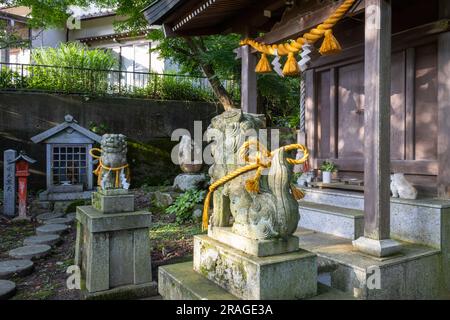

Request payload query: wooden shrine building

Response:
[144,0,450,298]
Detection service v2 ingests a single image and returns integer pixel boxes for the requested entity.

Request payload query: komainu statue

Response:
[205,108,303,240]
[92,134,130,190]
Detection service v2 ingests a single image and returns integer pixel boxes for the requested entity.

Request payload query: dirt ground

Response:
[0,187,201,300]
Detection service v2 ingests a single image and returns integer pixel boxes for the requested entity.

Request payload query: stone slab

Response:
[24,234,61,246]
[92,192,135,214]
[0,260,34,279]
[36,211,65,222]
[298,201,364,240]
[296,228,447,299]
[39,190,93,202]
[36,224,69,235]
[159,262,239,300]
[159,261,354,300]
[43,217,74,225]
[48,184,83,193]
[97,188,130,196]
[208,227,299,257]
[9,245,51,260]
[82,281,157,300]
[0,280,16,300]
[193,235,317,300]
[76,206,151,233]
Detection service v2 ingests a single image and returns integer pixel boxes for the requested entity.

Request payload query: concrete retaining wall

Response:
[0,91,220,189]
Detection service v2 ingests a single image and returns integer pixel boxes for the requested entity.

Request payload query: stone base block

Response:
[193,235,317,300]
[159,262,238,300]
[92,191,134,214]
[76,206,153,294]
[82,281,157,300]
[352,237,401,258]
[208,227,299,257]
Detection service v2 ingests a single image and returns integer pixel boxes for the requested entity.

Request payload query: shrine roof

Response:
[30,115,102,144]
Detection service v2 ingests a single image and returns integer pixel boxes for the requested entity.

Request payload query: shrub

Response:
[28,42,117,93]
[165,189,206,224]
[0,67,20,88]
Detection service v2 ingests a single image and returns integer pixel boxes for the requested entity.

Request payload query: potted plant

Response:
[320,160,338,184]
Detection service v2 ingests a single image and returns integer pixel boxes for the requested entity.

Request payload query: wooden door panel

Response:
[337,62,365,159]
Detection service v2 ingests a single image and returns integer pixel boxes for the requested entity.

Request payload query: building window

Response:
[52,145,87,186]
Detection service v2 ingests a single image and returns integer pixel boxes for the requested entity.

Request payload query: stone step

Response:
[298,201,364,240]
[36,224,69,236]
[0,260,34,279]
[0,280,16,300]
[158,261,354,300]
[42,216,74,225]
[302,188,364,210]
[24,234,61,247]
[8,245,51,260]
[36,212,65,223]
[301,187,450,248]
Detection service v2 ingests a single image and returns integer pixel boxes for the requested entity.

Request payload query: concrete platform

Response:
[158,261,354,300]
[295,228,448,299]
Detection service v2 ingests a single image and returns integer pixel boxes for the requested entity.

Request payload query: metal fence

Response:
[0,62,239,101]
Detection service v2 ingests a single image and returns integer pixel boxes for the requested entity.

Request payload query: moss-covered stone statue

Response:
[94,134,130,190]
[206,108,299,240]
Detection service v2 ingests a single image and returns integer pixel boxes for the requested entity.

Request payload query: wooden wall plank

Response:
[437,31,450,198]
[305,69,317,162]
[405,48,416,160]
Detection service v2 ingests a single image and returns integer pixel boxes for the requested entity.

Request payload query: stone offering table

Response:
[75,188,156,299]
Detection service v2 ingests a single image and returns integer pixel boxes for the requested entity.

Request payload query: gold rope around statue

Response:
[202,141,309,231]
[89,148,131,188]
[240,0,356,75]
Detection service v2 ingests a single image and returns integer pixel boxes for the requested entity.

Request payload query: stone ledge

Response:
[159,262,238,300]
[208,227,299,257]
[159,261,354,300]
[82,281,157,300]
[76,206,151,233]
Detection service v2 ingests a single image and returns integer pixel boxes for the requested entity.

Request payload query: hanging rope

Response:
[202,141,309,231]
[240,0,357,76]
[89,148,131,189]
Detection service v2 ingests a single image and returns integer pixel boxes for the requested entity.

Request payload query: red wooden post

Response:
[15,160,30,220]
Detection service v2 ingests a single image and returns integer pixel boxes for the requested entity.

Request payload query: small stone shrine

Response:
[75,134,156,299]
[159,109,318,300]
[30,115,101,202]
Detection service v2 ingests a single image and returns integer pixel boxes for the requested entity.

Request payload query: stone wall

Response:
[0,91,220,189]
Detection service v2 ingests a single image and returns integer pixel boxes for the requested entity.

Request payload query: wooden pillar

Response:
[241,45,257,114]
[437,2,450,199]
[353,0,400,257]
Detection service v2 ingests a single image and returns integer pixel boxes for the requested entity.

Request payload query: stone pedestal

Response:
[75,191,156,299]
[193,235,317,300]
[92,188,134,214]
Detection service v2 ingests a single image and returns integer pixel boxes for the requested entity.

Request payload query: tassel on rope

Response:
[255,53,272,73]
[282,52,300,76]
[201,142,309,231]
[319,30,342,56]
[290,183,305,200]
